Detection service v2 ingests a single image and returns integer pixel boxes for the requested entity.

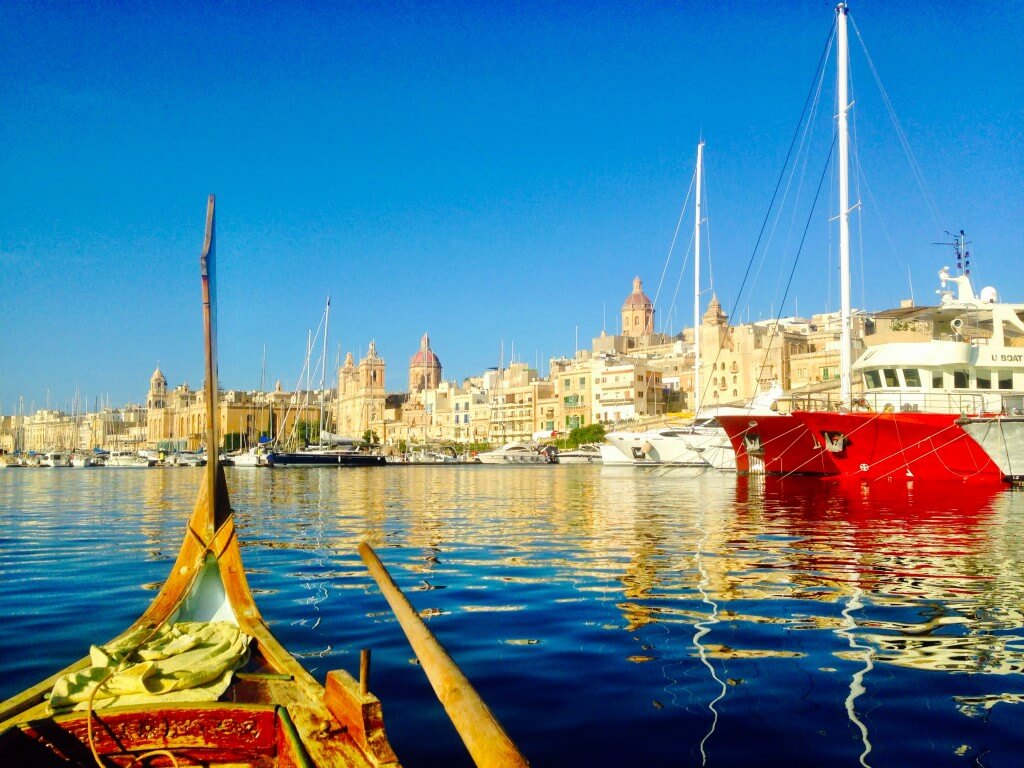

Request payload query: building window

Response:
[579,377,586,387]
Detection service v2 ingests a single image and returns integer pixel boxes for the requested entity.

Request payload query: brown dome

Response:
[622,276,653,309]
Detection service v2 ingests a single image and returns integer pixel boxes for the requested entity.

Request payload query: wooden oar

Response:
[358,542,529,768]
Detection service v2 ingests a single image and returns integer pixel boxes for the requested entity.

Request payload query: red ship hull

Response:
[789,411,1004,483]
[715,414,839,476]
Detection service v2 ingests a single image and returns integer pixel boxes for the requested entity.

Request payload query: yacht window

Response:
[864,370,881,389]
[883,369,899,387]
[976,371,992,390]
[903,369,921,387]
[999,370,1014,390]
[953,370,969,388]
[932,372,943,389]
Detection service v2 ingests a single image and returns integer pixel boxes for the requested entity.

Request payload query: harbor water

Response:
[1,465,1023,766]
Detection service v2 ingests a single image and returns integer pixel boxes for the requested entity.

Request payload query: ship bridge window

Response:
[999,370,1014,390]
[932,372,943,389]
[903,368,921,387]
[976,371,992,390]
[864,370,881,389]
[953,370,969,388]
[883,369,899,387]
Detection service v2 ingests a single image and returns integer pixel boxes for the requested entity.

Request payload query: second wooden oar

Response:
[358,542,529,768]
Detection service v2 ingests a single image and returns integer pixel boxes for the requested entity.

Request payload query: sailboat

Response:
[602,142,762,470]
[0,196,401,765]
[269,301,386,468]
[716,2,856,477]
[0,196,527,767]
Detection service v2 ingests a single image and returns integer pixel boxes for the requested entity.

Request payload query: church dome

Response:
[410,333,441,367]
[622,276,653,309]
[150,366,166,384]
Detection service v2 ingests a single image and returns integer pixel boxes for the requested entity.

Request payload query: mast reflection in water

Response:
[1,467,1022,766]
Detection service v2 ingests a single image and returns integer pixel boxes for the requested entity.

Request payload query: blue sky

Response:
[2,1,1022,412]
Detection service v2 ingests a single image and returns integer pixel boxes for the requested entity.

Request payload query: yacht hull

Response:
[791,411,1002,483]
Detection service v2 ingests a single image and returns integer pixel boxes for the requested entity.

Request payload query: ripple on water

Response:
[2,467,1023,766]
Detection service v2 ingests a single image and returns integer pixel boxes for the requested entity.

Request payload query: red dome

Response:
[410,333,441,367]
[622,276,653,309]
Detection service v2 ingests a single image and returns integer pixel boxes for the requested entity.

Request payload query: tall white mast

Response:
[836,2,852,404]
[319,297,330,438]
[694,140,705,413]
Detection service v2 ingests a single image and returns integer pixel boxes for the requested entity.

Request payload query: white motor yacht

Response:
[556,444,603,464]
[475,442,554,464]
[103,450,156,468]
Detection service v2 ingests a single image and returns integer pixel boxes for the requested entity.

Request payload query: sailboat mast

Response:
[319,297,330,439]
[694,140,704,413]
[836,2,852,404]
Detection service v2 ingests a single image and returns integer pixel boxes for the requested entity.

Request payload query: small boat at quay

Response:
[103,450,157,468]
[555,443,602,464]
[231,445,274,467]
[0,197,527,768]
[270,445,387,467]
[475,442,556,464]
[40,452,71,467]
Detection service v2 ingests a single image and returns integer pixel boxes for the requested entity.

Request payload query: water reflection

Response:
[2,466,1022,766]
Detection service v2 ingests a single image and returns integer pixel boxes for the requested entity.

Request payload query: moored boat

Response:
[716,412,840,476]
[103,450,156,468]
[556,443,603,464]
[4,197,506,768]
[39,451,71,467]
[475,442,555,464]
[231,445,274,467]
[270,446,387,467]
[960,414,1024,480]
[794,253,1023,483]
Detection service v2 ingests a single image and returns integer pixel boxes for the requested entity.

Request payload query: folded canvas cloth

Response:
[50,621,251,711]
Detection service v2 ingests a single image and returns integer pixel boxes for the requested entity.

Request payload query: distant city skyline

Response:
[3,1,1022,412]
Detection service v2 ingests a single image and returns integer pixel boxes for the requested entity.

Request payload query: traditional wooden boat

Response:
[0,196,527,768]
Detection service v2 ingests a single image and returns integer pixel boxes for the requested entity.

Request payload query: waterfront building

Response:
[590,356,668,424]
[144,367,322,452]
[336,342,386,441]
[486,362,543,444]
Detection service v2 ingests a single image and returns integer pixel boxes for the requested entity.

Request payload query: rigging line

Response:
[666,227,697,333]
[652,167,698,328]
[752,134,838,400]
[755,30,834,315]
[850,16,944,231]
[698,27,834,410]
[724,22,836,325]
[768,52,831,310]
